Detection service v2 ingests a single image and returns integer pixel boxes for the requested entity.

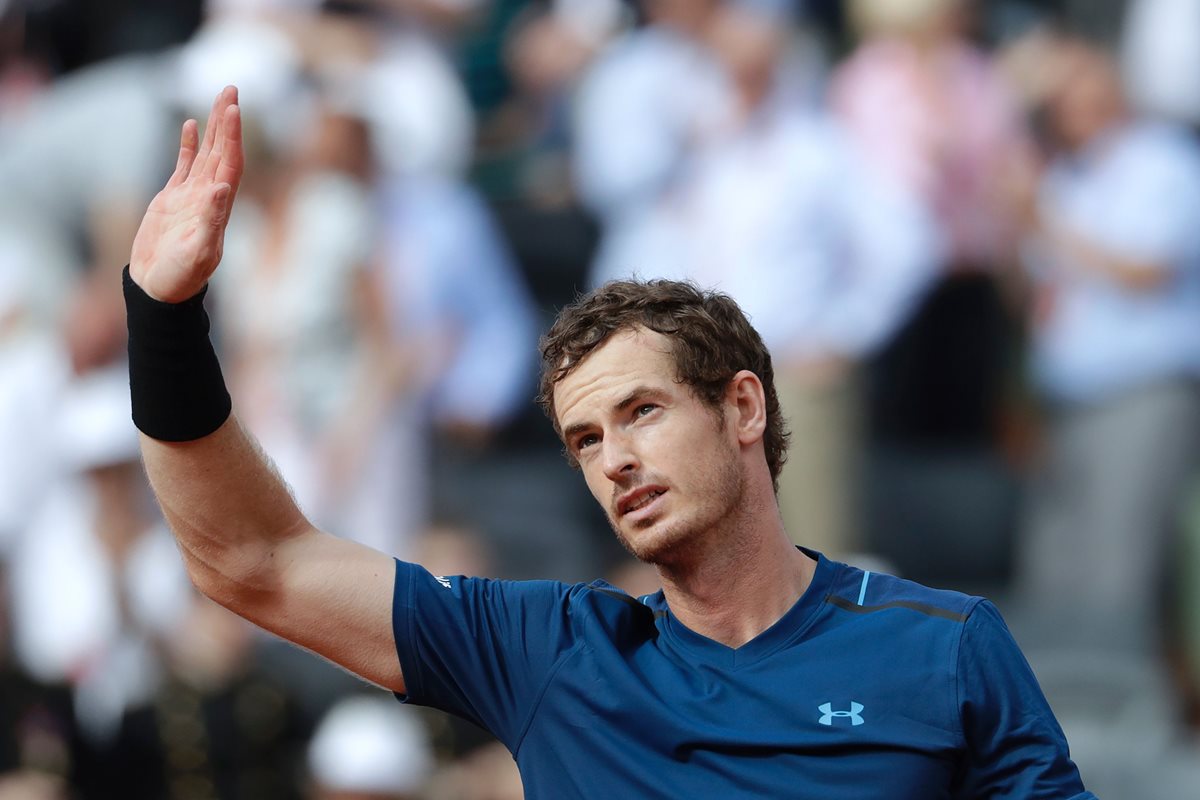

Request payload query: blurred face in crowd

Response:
[304,108,373,180]
[850,0,965,43]
[553,327,746,566]
[707,6,785,111]
[645,0,720,36]
[1046,43,1126,152]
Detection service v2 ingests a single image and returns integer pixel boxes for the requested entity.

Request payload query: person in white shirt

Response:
[1015,37,1200,654]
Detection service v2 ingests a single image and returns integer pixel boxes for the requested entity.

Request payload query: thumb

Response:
[208,183,233,229]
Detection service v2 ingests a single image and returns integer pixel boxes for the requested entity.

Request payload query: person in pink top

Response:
[827,0,1038,581]
[829,0,1030,272]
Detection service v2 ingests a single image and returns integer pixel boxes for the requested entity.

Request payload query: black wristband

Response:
[123,265,232,441]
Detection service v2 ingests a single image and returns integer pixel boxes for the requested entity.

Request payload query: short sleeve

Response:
[391,560,581,749]
[955,601,1097,799]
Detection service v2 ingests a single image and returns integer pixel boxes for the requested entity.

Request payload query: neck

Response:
[656,491,816,649]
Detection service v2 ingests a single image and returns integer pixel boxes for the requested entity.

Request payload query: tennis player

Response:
[124,87,1095,798]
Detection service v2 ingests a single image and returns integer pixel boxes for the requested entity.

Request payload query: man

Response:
[1014,38,1200,655]
[124,87,1094,798]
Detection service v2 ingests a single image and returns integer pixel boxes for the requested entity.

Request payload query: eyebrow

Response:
[561,385,668,444]
[614,385,667,413]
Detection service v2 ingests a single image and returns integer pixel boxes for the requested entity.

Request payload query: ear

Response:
[726,370,767,446]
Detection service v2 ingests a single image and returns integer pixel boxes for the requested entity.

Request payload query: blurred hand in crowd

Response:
[0,772,67,800]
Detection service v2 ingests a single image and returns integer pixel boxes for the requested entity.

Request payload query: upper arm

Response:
[392,565,580,746]
[954,601,1092,799]
[140,414,406,694]
[193,525,405,694]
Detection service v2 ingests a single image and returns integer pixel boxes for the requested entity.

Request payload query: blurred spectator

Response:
[0,47,179,369]
[1013,37,1200,655]
[829,0,1033,584]
[375,160,542,574]
[482,0,619,203]
[8,367,191,737]
[308,696,433,800]
[73,595,316,798]
[0,245,69,553]
[573,0,727,284]
[272,6,476,180]
[830,0,1029,445]
[0,3,50,122]
[831,0,1029,273]
[0,569,74,798]
[699,3,939,559]
[0,0,236,322]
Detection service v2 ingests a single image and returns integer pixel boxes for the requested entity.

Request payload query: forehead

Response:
[553,328,678,426]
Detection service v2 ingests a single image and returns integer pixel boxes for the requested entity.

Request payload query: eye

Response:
[576,433,599,451]
[635,403,657,418]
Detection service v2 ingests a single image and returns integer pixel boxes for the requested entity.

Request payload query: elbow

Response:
[175,532,294,614]
[180,547,256,609]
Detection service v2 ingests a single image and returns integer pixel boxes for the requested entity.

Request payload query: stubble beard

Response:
[608,445,746,569]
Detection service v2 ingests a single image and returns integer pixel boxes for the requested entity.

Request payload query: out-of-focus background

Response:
[0,0,1199,797]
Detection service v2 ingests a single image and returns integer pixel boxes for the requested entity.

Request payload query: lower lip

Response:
[623,491,667,524]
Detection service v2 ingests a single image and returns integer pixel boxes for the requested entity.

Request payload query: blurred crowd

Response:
[0,0,1199,797]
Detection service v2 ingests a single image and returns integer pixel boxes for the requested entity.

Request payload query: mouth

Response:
[618,487,668,519]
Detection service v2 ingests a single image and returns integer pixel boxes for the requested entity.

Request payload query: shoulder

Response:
[397,564,654,621]
[570,579,662,634]
[823,560,982,626]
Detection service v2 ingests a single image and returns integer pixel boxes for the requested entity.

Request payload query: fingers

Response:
[191,90,225,177]
[212,104,244,217]
[167,120,199,188]
[191,86,238,181]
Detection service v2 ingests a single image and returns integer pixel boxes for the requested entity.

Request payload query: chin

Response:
[614,515,698,566]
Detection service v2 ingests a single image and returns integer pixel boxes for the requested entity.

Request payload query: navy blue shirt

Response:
[392,551,1094,799]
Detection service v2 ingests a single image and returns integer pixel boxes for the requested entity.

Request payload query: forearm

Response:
[1052,223,1169,291]
[140,415,311,595]
[1029,211,1170,292]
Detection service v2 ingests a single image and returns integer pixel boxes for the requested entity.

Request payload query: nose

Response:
[601,431,639,483]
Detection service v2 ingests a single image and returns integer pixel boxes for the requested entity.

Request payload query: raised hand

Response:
[129,86,244,303]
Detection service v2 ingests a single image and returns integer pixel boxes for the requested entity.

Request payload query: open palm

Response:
[130,86,244,304]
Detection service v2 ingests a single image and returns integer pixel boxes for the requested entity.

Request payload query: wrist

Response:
[123,265,231,441]
[127,262,206,305]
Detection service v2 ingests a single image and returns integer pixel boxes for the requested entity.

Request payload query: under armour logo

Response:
[818,702,865,726]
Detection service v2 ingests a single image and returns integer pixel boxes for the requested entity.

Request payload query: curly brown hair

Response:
[537,279,790,491]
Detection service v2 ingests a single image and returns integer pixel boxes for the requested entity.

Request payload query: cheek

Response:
[582,465,613,507]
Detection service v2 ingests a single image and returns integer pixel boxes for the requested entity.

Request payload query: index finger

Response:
[166,119,199,188]
[192,86,235,180]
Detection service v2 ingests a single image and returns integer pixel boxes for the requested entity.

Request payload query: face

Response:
[1047,47,1124,151]
[553,328,746,565]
